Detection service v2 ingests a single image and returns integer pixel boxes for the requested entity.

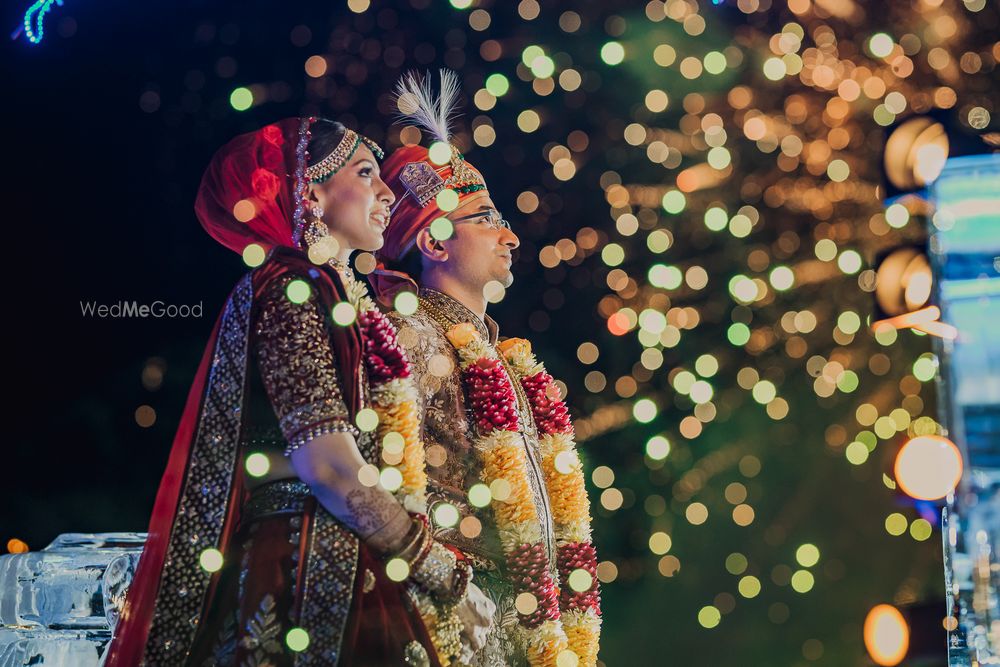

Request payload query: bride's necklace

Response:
[327,257,376,313]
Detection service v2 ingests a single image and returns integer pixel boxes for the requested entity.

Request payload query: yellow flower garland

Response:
[371,377,427,514]
[501,338,603,667]
[445,325,573,667]
[337,269,460,664]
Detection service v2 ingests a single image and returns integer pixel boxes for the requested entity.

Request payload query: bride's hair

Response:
[306,118,347,168]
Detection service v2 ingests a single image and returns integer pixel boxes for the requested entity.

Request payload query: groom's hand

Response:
[456,581,495,662]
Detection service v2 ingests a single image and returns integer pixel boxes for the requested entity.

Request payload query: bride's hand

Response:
[456,581,495,662]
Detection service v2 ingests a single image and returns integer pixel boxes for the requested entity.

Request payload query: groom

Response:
[370,71,602,667]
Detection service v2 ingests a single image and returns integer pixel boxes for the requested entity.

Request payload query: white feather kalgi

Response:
[394,69,462,145]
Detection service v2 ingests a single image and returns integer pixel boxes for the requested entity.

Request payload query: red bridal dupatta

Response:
[103,118,438,666]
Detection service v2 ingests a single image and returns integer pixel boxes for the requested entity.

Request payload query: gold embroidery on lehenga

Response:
[294,509,359,666]
[143,273,254,665]
[238,546,251,608]
[202,609,237,667]
[363,568,376,593]
[255,274,353,453]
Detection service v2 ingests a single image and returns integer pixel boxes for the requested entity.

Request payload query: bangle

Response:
[410,540,456,596]
[383,520,420,560]
[384,513,424,562]
[449,559,472,602]
[408,522,434,570]
[397,516,425,560]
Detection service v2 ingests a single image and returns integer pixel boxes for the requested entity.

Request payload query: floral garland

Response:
[497,338,603,667]
[338,269,428,517]
[444,323,571,667]
[336,268,461,664]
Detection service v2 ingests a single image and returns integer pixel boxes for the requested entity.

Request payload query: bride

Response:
[102,116,493,667]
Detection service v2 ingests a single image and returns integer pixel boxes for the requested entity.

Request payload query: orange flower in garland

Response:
[445,324,572,667]
[445,321,480,348]
[500,338,603,667]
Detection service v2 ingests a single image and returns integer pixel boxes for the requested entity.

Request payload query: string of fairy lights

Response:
[14,0,64,44]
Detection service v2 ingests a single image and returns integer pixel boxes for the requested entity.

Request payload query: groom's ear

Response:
[415,227,448,263]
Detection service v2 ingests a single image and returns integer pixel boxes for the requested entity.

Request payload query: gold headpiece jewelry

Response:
[394,69,487,208]
[305,128,385,184]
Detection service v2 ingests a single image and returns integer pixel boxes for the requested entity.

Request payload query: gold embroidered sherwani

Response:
[388,288,558,667]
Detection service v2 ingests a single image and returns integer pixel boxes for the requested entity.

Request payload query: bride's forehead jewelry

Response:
[305,128,385,184]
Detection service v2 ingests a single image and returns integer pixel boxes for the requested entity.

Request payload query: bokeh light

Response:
[894,435,963,500]
[864,605,909,666]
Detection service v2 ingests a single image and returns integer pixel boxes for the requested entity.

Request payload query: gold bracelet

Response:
[383,514,423,561]
[410,519,437,565]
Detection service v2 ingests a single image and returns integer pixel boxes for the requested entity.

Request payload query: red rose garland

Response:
[358,309,412,384]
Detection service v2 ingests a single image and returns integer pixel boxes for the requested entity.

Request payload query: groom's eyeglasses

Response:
[449,208,512,232]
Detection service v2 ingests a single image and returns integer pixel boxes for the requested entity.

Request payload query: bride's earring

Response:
[303,204,329,248]
[304,204,345,269]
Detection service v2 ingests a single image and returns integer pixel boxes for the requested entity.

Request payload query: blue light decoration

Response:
[929,154,1000,665]
[930,155,1000,472]
[20,0,64,45]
